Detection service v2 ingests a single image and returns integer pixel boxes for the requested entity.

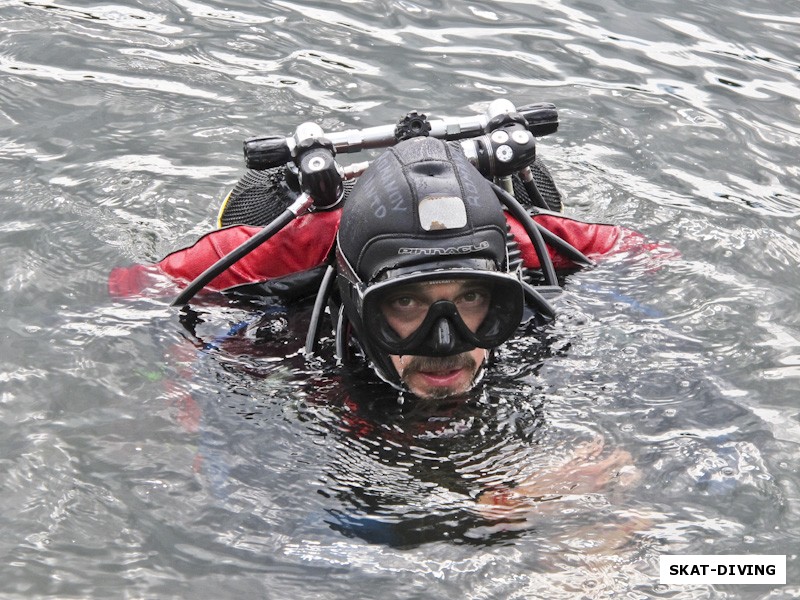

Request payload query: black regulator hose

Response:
[521,281,557,319]
[491,181,558,285]
[304,264,337,355]
[490,181,594,279]
[171,194,314,307]
[521,177,549,211]
[535,221,595,268]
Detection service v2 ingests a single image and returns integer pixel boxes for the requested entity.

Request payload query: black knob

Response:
[243,135,292,170]
[517,103,559,137]
[395,111,432,141]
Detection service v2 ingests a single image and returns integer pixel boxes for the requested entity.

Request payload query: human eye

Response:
[382,292,425,317]
[459,286,490,306]
[390,295,416,309]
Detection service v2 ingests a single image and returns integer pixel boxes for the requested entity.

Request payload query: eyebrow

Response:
[393,280,490,294]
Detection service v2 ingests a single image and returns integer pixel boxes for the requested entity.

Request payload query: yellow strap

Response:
[216,190,233,229]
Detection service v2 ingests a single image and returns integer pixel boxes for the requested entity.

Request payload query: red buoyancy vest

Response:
[108,210,643,298]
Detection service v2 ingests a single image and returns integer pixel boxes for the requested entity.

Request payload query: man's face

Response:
[379,279,491,399]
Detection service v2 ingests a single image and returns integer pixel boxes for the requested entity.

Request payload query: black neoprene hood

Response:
[337,137,509,282]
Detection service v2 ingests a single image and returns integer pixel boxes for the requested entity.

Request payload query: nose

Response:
[431,317,456,354]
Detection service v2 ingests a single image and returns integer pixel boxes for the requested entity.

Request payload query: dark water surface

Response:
[2,0,799,598]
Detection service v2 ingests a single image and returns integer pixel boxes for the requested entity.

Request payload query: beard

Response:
[402,352,478,374]
[399,352,481,399]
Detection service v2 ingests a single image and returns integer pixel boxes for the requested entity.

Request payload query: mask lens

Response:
[378,280,492,341]
[362,271,524,356]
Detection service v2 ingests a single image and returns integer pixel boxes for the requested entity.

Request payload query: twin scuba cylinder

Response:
[242,98,557,210]
[171,99,591,317]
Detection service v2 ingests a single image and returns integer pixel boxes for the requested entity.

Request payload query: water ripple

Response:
[0,55,232,101]
[2,0,800,595]
[21,1,185,34]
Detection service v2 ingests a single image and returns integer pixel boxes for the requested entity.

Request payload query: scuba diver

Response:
[110,99,658,400]
[109,99,670,547]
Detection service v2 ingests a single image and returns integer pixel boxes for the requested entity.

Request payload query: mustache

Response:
[401,352,478,375]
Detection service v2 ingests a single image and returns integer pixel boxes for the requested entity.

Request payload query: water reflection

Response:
[172,301,658,556]
[157,276,787,588]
